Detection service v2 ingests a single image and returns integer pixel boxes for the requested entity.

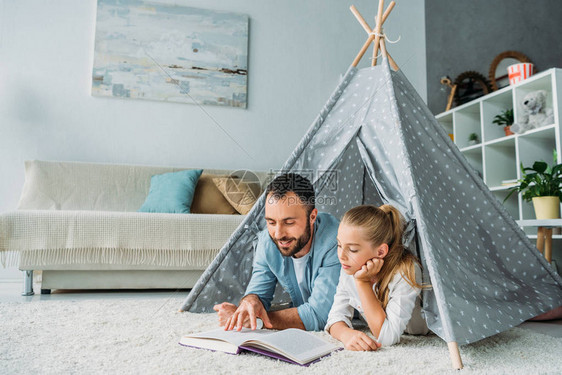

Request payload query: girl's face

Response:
[337,223,380,275]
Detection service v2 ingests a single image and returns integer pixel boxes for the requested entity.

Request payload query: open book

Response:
[179,327,341,366]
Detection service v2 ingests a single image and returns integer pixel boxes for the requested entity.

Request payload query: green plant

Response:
[505,150,562,203]
[493,108,514,127]
[468,133,479,142]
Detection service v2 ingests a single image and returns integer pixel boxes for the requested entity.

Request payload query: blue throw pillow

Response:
[138,169,203,214]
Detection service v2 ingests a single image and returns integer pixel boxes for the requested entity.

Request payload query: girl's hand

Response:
[341,329,381,351]
[354,258,384,282]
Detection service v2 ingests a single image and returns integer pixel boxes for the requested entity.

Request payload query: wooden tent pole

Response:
[371,0,385,67]
[350,5,372,33]
[350,2,396,35]
[448,342,464,370]
[382,1,396,24]
[379,33,388,58]
[350,2,397,68]
[351,34,377,67]
[380,38,399,71]
[375,1,397,65]
[388,54,399,71]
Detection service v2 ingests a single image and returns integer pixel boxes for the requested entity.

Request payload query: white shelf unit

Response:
[436,68,562,234]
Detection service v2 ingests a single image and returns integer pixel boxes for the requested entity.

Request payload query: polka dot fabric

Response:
[389,65,562,344]
[183,67,361,313]
[182,61,562,347]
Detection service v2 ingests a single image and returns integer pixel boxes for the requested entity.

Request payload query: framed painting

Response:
[92,0,248,108]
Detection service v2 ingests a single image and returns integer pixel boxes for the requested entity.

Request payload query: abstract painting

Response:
[92,0,248,108]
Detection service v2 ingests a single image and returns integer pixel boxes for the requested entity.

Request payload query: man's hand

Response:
[354,258,384,283]
[340,328,381,351]
[213,302,239,327]
[224,294,273,331]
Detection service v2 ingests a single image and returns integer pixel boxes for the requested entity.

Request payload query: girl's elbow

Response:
[374,321,402,347]
[377,332,401,347]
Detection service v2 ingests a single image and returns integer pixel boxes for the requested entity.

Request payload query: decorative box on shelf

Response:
[436,68,562,235]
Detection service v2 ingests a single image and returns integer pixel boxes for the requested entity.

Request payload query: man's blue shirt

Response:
[244,212,340,331]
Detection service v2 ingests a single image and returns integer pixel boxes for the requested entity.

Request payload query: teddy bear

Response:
[510,90,554,134]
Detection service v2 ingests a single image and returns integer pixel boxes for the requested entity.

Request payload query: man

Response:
[213,173,340,331]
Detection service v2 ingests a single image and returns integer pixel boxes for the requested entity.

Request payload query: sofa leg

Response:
[41,289,51,295]
[21,270,35,296]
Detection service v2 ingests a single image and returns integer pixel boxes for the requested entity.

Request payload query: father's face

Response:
[264,192,316,257]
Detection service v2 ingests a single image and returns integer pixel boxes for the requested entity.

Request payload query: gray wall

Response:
[426,0,562,270]
[426,0,562,115]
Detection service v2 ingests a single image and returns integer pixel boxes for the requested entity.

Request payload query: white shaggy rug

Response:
[1,296,561,374]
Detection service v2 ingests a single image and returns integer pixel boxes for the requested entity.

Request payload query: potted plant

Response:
[468,133,480,145]
[493,108,514,136]
[505,150,562,219]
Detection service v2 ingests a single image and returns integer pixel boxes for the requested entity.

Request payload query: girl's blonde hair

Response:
[341,204,425,309]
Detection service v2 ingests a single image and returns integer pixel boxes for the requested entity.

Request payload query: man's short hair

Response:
[266,173,315,214]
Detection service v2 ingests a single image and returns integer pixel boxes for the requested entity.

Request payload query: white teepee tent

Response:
[180,2,562,369]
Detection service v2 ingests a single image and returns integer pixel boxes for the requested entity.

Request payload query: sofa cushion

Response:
[17,160,269,212]
[190,174,238,215]
[138,169,203,214]
[17,160,208,212]
[213,176,261,215]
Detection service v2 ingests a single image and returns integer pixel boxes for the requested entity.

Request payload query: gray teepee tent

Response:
[180,1,562,369]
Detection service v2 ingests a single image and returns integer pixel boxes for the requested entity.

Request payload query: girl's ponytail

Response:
[379,204,404,255]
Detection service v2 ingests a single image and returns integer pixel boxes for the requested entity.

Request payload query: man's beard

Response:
[272,219,312,257]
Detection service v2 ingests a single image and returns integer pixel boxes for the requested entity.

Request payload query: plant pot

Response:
[504,126,514,136]
[532,196,560,219]
[468,140,478,146]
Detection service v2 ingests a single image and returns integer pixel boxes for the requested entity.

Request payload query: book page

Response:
[184,328,273,347]
[245,329,339,363]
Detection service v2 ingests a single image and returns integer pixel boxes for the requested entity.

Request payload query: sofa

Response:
[0,160,268,294]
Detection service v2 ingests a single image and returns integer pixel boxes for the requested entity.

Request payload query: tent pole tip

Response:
[448,341,464,370]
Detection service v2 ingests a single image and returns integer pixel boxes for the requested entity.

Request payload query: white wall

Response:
[0,0,425,279]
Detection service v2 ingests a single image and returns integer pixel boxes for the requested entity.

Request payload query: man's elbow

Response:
[298,305,328,331]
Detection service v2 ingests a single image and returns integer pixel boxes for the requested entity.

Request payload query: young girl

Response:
[326,204,428,351]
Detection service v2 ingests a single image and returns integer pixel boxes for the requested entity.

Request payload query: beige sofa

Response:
[0,160,267,294]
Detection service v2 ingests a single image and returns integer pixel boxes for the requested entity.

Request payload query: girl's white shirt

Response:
[325,264,428,346]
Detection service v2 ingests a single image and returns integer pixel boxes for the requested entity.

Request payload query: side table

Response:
[516,219,562,263]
